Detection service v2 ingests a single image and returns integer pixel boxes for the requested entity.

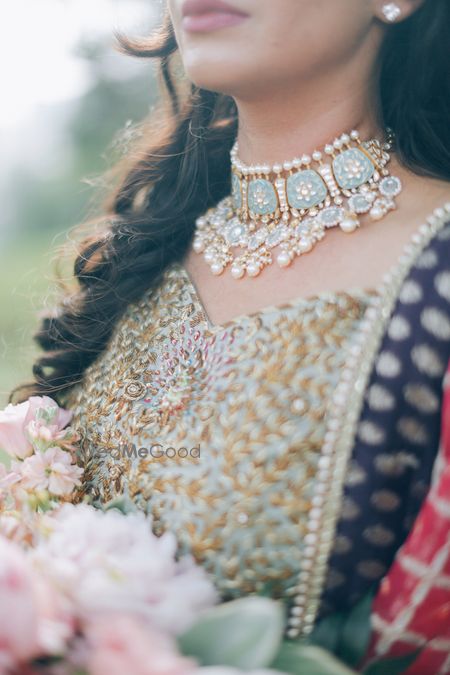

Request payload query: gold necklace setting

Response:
[192,129,402,279]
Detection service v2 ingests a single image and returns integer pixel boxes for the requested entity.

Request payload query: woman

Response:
[11,0,450,647]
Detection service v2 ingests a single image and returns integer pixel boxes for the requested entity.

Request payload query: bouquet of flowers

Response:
[0,396,284,675]
[1,383,449,675]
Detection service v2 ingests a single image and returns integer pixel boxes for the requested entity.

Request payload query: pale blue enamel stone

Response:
[286,170,327,210]
[333,148,375,190]
[247,178,278,216]
[232,174,242,209]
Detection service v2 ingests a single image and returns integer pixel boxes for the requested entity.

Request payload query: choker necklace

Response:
[192,128,402,279]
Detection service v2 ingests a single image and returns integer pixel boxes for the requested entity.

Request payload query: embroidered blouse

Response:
[63,203,450,639]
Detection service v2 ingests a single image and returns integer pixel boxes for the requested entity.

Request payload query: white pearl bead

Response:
[286,628,300,638]
[324,144,334,155]
[293,157,302,168]
[193,240,204,253]
[370,206,384,221]
[204,251,214,264]
[333,139,343,149]
[210,262,224,275]
[350,129,360,140]
[298,240,313,253]
[304,533,317,545]
[341,133,350,144]
[231,264,244,279]
[283,161,293,171]
[301,154,311,165]
[277,251,292,267]
[312,151,322,162]
[318,456,332,469]
[340,218,359,233]
[247,262,261,277]
[273,164,282,174]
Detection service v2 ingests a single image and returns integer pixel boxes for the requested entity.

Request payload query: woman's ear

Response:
[374,0,426,23]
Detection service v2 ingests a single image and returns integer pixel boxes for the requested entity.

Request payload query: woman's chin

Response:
[183,65,249,97]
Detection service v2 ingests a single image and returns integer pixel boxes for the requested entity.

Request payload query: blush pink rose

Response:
[0,397,72,460]
[0,401,34,459]
[86,614,198,675]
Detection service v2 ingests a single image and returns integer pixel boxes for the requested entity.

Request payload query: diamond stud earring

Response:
[382,3,402,22]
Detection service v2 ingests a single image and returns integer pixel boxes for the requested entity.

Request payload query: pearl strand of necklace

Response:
[230,129,366,176]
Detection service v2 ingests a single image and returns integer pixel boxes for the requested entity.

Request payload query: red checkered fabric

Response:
[365,361,450,674]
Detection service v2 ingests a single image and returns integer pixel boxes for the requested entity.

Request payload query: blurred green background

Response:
[0,0,163,412]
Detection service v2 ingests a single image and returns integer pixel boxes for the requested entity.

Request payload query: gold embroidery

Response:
[64,260,375,617]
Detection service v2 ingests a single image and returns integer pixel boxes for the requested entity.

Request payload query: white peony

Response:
[30,503,218,635]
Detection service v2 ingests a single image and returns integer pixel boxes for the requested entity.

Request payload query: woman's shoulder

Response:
[393,173,450,283]
[404,172,450,224]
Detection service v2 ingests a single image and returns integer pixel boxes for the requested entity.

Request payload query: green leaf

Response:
[363,650,422,675]
[256,579,279,599]
[309,611,346,653]
[271,643,358,675]
[178,596,285,669]
[100,495,138,515]
[337,592,375,667]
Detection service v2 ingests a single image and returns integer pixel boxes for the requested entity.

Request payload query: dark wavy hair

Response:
[10,0,450,405]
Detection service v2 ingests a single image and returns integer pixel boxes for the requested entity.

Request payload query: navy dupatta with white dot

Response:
[319,220,450,617]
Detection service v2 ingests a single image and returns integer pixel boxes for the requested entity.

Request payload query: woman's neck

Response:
[233,66,383,167]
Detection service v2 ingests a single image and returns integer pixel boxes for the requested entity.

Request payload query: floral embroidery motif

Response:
[137,322,237,429]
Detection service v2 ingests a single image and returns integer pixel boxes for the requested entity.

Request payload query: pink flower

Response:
[32,574,75,657]
[0,401,34,459]
[0,397,73,460]
[0,464,22,513]
[86,614,198,675]
[0,463,22,495]
[26,397,74,452]
[0,463,20,485]
[20,447,83,497]
[0,536,42,670]
[26,396,73,432]
[0,535,74,675]
[26,420,77,451]
[0,512,30,544]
